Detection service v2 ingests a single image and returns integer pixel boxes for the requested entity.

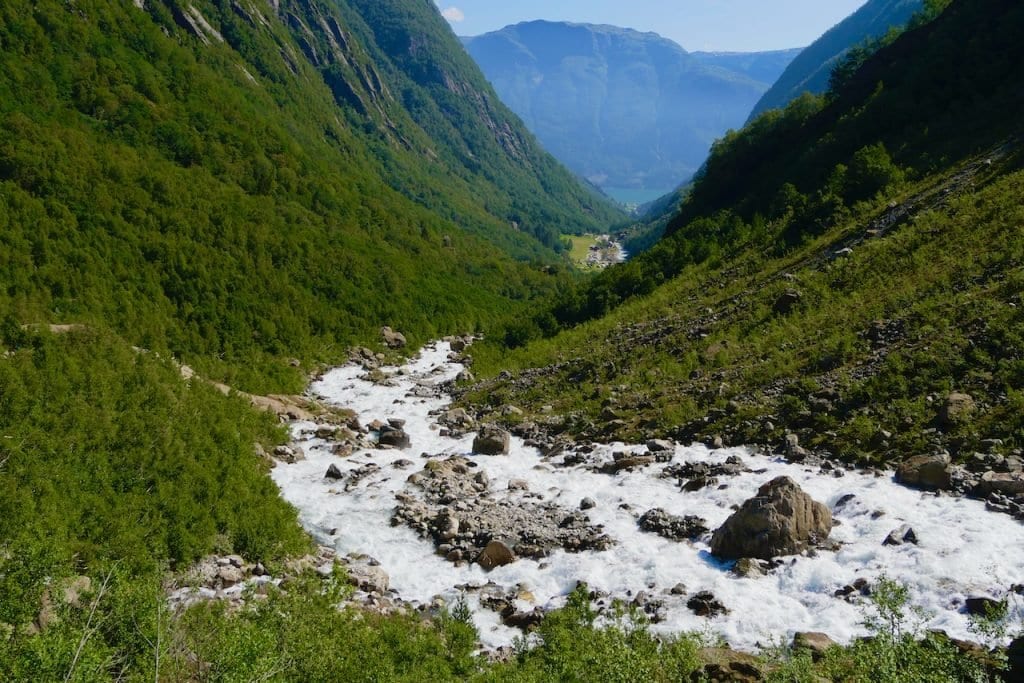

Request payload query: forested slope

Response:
[474,0,1024,465]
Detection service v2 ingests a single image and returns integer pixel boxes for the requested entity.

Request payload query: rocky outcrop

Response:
[940,392,975,426]
[710,477,832,560]
[895,453,952,490]
[792,632,837,662]
[473,424,511,455]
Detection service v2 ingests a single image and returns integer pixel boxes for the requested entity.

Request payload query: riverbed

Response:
[271,341,1024,651]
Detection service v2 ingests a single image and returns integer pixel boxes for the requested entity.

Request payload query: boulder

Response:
[580,497,597,510]
[477,540,515,570]
[473,425,511,455]
[380,326,407,348]
[378,424,411,449]
[325,464,344,480]
[217,565,244,587]
[976,471,1024,496]
[895,453,952,490]
[792,632,837,662]
[964,596,1007,618]
[710,477,832,560]
[646,438,674,453]
[346,563,390,593]
[940,392,975,426]
[731,558,766,578]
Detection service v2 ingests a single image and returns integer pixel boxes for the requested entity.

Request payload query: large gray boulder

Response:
[472,424,511,455]
[380,326,407,349]
[895,453,951,490]
[710,477,832,560]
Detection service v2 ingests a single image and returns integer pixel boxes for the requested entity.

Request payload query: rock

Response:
[638,508,709,541]
[1007,636,1024,681]
[580,497,597,510]
[218,565,244,587]
[895,453,952,490]
[646,438,674,453]
[773,289,802,314]
[325,463,344,480]
[976,471,1024,496]
[473,425,511,455]
[670,583,687,595]
[346,563,390,593]
[792,632,837,662]
[694,648,763,682]
[439,407,475,431]
[380,326,407,348]
[61,576,92,609]
[456,369,475,383]
[687,591,728,617]
[477,540,515,570]
[601,455,655,473]
[731,558,765,578]
[449,337,467,352]
[782,433,808,463]
[883,524,918,546]
[710,477,832,560]
[508,479,530,491]
[940,392,975,426]
[273,444,304,463]
[964,596,1007,618]
[378,424,411,449]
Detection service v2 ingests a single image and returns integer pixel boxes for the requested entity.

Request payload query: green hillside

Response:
[473,0,1024,464]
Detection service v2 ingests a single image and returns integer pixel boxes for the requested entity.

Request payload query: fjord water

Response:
[272,342,1024,651]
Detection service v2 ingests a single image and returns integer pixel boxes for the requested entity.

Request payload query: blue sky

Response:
[436,0,867,52]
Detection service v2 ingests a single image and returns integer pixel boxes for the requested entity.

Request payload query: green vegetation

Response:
[472,0,1024,463]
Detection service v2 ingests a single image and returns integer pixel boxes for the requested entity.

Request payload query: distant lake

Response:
[602,187,674,207]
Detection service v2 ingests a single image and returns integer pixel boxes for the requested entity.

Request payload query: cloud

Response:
[441,6,465,22]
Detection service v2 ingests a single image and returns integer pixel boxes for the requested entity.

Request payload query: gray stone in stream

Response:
[473,425,510,455]
[731,558,766,578]
[896,453,952,490]
[580,497,597,510]
[477,540,515,570]
[687,590,728,617]
[378,425,411,449]
[646,439,674,453]
[964,596,1007,618]
[325,464,344,480]
[711,477,832,560]
[883,524,918,546]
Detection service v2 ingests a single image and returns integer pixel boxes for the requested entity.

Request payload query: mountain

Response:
[478,0,1024,469]
[748,0,923,119]
[462,21,798,196]
[691,48,803,86]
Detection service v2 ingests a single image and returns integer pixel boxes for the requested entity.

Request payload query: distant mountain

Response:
[748,0,923,119]
[462,21,799,194]
[691,49,803,86]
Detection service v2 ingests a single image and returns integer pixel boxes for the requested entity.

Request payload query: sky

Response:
[434,0,868,52]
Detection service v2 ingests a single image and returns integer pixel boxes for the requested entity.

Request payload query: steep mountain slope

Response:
[462,21,779,194]
[748,0,922,119]
[472,0,1024,466]
[0,0,620,391]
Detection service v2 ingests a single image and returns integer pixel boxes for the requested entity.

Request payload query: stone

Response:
[347,563,390,593]
[508,479,530,491]
[883,524,918,546]
[473,425,511,455]
[218,565,244,587]
[378,425,411,449]
[731,558,765,578]
[61,576,92,609]
[477,540,515,570]
[940,392,975,426]
[449,337,467,352]
[638,508,709,541]
[380,326,407,348]
[792,632,837,661]
[325,463,344,480]
[687,591,728,617]
[601,455,655,473]
[580,497,597,510]
[895,453,952,490]
[646,438,674,453]
[976,471,1024,496]
[695,648,763,682]
[710,476,832,560]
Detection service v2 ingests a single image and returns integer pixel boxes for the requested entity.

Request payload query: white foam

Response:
[271,342,1024,651]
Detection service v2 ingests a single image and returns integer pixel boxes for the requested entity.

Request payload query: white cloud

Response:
[441,6,465,22]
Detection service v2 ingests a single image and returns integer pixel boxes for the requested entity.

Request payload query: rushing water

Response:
[271,342,1024,651]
